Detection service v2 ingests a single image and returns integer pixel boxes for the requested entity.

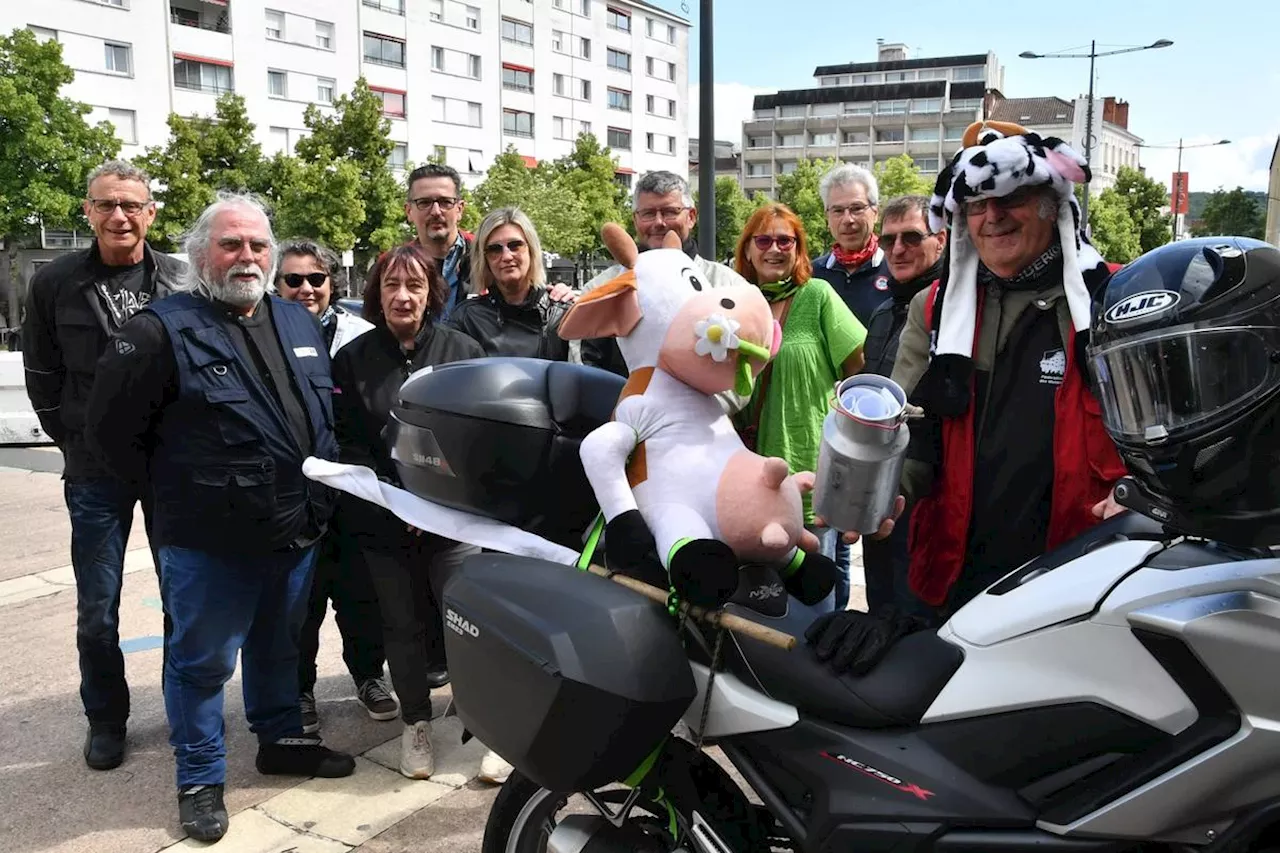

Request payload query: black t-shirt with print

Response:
[91,257,151,331]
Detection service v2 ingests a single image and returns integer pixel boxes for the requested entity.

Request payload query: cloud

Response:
[688,82,771,145]
[1137,132,1277,194]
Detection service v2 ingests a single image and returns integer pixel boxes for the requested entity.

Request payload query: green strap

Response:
[780,546,805,579]
[576,512,606,571]
[621,737,665,787]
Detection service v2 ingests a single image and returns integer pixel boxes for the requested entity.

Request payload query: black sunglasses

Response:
[485,239,527,256]
[880,231,929,249]
[279,272,329,288]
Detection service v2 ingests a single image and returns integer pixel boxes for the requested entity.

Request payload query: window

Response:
[172,7,199,27]
[665,23,676,43]
[502,64,533,92]
[909,126,939,142]
[949,98,982,112]
[315,22,333,49]
[467,149,484,173]
[553,74,590,101]
[821,75,845,87]
[608,87,631,111]
[265,10,283,39]
[914,157,940,172]
[553,117,591,140]
[607,7,630,31]
[646,133,675,154]
[918,68,948,80]
[577,37,591,59]
[876,100,907,115]
[753,108,774,120]
[607,48,630,72]
[94,107,136,144]
[944,124,967,141]
[173,58,233,94]
[104,42,130,74]
[811,103,840,117]
[465,4,479,29]
[434,144,446,161]
[267,70,287,98]
[953,66,985,82]
[373,87,406,117]
[615,172,632,190]
[778,133,803,148]
[363,0,405,12]
[644,18,675,42]
[843,130,870,144]
[502,18,533,46]
[430,46,482,78]
[910,98,942,114]
[503,109,534,137]
[780,161,799,175]
[811,132,837,146]
[317,78,335,103]
[646,95,675,118]
[364,33,405,67]
[551,30,565,52]
[606,127,631,149]
[29,26,57,42]
[746,135,770,148]
[884,70,914,82]
[844,103,872,115]
[875,128,905,143]
[779,105,805,118]
[389,143,408,169]
[746,163,771,178]
[646,57,675,81]
[428,0,442,20]
[433,96,482,126]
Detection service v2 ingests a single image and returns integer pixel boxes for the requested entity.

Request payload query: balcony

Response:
[170,0,230,34]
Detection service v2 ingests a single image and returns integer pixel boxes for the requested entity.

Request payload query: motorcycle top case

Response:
[442,553,697,793]
[385,357,624,549]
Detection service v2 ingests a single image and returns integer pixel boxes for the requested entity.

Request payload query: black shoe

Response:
[256,735,356,778]
[84,723,126,770]
[178,783,228,843]
[424,669,449,689]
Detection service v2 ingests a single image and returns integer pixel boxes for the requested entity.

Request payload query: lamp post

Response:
[1135,138,1231,240]
[697,0,716,262]
[1019,39,1173,226]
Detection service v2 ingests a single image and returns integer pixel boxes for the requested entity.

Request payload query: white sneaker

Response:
[477,750,513,785]
[399,721,434,779]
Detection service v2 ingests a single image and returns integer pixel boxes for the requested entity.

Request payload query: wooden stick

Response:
[585,563,797,651]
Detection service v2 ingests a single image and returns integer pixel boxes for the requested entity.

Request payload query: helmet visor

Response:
[1088,325,1280,442]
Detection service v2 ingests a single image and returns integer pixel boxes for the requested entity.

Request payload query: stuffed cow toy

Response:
[559,224,838,610]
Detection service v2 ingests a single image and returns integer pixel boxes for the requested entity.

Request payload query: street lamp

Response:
[1135,138,1232,240]
[1019,39,1173,225]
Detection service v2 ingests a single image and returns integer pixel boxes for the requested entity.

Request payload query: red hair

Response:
[734,203,812,286]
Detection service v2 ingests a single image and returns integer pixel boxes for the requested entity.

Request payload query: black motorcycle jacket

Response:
[447,286,571,361]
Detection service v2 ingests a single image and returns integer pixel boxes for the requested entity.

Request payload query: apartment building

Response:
[741,40,1003,196]
[1,0,690,198]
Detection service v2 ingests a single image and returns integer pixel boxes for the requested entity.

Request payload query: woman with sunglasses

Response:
[447,207,573,361]
[734,203,867,611]
[276,238,374,356]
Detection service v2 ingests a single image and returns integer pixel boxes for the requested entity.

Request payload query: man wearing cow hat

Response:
[886,120,1128,618]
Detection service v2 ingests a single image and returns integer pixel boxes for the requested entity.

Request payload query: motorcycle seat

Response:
[720,599,963,729]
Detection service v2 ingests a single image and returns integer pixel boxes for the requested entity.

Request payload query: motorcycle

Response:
[369,357,1280,853]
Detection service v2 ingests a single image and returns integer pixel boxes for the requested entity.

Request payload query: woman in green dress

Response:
[734,202,868,611]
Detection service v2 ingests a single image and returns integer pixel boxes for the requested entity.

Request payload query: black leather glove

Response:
[805,606,931,676]
[603,510,667,590]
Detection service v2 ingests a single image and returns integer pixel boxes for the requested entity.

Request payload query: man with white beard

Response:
[85,192,355,843]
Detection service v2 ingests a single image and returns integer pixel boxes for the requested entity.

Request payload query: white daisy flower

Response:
[693,314,741,362]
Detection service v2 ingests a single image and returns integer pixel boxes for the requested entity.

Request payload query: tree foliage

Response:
[1086,188,1142,264]
[470,146,588,257]
[0,28,121,324]
[873,154,934,202]
[775,158,838,255]
[1192,186,1266,239]
[549,133,628,260]
[693,176,756,263]
[1110,166,1172,254]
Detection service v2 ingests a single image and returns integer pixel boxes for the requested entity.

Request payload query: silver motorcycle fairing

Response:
[681,662,799,739]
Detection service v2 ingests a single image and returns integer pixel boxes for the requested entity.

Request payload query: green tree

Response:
[1086,188,1142,264]
[471,146,588,256]
[550,133,628,261]
[293,79,408,263]
[776,157,838,254]
[1111,166,1172,254]
[268,149,366,255]
[873,154,934,202]
[0,28,120,325]
[138,93,265,252]
[1192,186,1266,239]
[693,176,753,263]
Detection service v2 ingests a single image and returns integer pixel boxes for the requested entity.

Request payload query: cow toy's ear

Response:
[603,223,638,269]
[662,230,682,250]
[558,271,642,340]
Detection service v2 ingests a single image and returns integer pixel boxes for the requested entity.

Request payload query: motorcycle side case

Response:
[386,357,623,549]
[442,553,697,793]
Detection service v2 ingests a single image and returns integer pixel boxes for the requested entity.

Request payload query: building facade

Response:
[740,41,1003,197]
[1267,137,1280,248]
[0,0,690,194]
[986,94,1143,196]
[689,138,741,186]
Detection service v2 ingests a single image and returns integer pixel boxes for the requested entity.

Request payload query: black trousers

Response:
[296,529,387,693]
[363,539,478,724]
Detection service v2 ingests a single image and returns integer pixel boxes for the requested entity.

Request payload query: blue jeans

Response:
[160,544,317,787]
[806,525,852,613]
[65,478,153,724]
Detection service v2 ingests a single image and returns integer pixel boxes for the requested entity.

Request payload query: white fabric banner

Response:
[302,457,580,565]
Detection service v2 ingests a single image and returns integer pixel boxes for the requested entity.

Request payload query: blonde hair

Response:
[469,207,547,295]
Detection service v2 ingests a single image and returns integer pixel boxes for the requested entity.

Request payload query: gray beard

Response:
[204,263,268,308]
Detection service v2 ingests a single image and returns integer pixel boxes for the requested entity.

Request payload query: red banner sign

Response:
[1171,172,1190,215]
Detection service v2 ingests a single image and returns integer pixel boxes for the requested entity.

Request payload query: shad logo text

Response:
[446,608,480,639]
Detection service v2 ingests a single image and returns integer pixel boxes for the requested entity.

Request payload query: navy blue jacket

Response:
[86,293,337,555]
[810,248,891,328]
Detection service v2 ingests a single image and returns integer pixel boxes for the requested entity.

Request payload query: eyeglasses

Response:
[279,272,329,289]
[635,206,688,223]
[87,198,152,216]
[751,234,797,251]
[216,236,273,255]
[485,239,527,256]
[880,231,929,249]
[410,196,460,212]
[962,188,1038,217]
[827,203,873,219]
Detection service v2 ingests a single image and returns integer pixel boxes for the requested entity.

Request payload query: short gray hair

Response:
[86,159,151,195]
[182,191,277,296]
[633,170,693,209]
[881,195,933,230]
[469,207,547,295]
[277,237,344,292]
[819,162,879,209]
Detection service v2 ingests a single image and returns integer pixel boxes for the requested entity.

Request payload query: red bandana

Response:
[832,234,879,270]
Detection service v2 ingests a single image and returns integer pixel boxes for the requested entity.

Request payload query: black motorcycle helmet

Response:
[1087,236,1280,547]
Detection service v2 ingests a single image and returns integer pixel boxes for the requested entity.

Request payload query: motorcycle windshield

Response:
[1088,324,1280,442]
